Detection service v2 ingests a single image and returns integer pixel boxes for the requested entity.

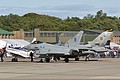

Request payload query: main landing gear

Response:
[11,57,18,62]
[85,54,90,61]
[75,57,79,61]
[45,58,50,62]
[64,56,69,63]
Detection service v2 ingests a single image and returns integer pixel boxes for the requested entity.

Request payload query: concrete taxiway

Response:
[0,58,120,80]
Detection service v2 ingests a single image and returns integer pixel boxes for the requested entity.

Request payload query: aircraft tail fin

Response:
[65,31,84,49]
[88,31,113,47]
[56,33,62,45]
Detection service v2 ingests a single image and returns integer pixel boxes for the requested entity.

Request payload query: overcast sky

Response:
[0,0,120,18]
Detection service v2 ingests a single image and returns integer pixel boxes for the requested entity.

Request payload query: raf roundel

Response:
[100,37,103,40]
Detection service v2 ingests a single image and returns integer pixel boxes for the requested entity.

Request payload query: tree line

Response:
[0,10,120,31]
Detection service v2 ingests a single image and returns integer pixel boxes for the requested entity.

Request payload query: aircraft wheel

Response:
[75,57,79,61]
[65,56,69,63]
[85,57,88,61]
[11,57,18,62]
[53,55,57,61]
[45,58,50,62]
[39,58,43,62]
[85,55,89,61]
[57,56,60,60]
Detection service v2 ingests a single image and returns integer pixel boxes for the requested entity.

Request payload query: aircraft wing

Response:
[92,47,109,52]
[6,48,30,58]
[78,50,95,56]
[82,50,95,54]
[46,52,70,55]
[77,45,96,56]
[78,45,108,52]
[35,50,70,55]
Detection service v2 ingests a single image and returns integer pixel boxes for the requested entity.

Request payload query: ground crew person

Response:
[1,48,6,62]
[0,52,4,62]
[30,52,34,62]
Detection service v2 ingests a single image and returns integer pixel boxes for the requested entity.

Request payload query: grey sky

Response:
[0,0,120,18]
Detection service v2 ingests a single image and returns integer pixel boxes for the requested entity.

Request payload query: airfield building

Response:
[1,28,120,45]
[0,28,14,39]
[12,29,116,44]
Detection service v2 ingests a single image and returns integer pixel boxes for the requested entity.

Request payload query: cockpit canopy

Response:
[32,41,43,44]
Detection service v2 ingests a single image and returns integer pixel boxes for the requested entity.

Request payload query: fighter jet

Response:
[59,30,112,61]
[24,31,84,63]
[0,38,36,62]
[77,31,113,60]
[24,30,113,62]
